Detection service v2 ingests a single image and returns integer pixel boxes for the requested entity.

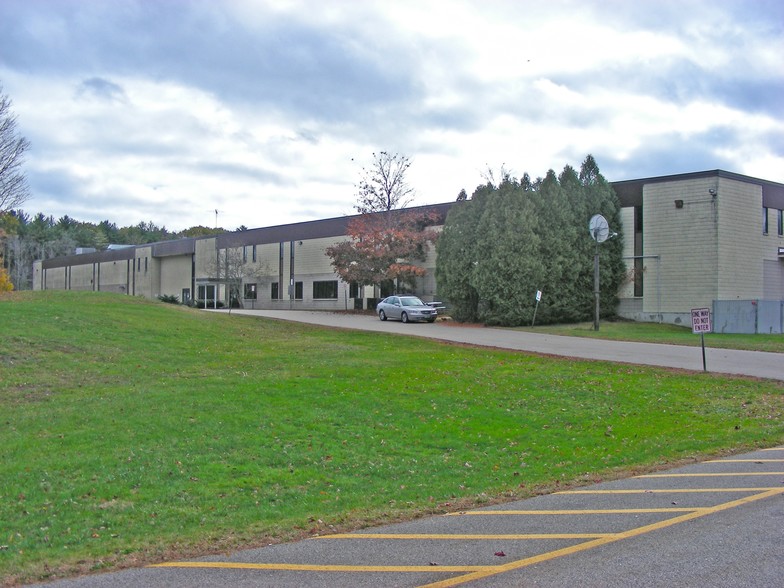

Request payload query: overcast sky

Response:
[1,0,782,232]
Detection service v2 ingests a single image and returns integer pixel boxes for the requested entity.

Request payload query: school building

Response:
[33,169,784,332]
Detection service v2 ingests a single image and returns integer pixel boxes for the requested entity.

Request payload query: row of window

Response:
[242,280,347,300]
[763,207,784,236]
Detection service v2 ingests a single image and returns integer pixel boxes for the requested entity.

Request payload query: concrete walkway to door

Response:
[223,310,784,382]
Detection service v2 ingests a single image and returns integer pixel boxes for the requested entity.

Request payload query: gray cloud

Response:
[76,77,127,102]
[1,0,782,231]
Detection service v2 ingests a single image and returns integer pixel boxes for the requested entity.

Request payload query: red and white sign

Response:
[691,307,712,334]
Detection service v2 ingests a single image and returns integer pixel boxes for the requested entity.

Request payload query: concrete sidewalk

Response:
[224,310,784,381]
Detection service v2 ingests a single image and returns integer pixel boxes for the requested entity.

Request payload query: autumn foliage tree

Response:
[326,209,440,293]
[0,266,12,292]
[327,152,439,295]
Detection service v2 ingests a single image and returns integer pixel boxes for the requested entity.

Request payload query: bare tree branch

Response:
[0,85,32,213]
[354,152,414,215]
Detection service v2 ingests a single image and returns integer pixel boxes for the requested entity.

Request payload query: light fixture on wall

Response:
[674,199,684,209]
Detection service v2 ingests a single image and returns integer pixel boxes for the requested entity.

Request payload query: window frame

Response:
[313,280,338,300]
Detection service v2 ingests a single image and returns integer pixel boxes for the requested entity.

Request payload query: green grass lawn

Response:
[515,320,784,353]
[1,291,783,585]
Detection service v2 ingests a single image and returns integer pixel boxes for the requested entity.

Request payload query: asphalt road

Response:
[228,309,784,381]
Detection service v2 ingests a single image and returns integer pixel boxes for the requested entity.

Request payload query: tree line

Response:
[0,211,225,290]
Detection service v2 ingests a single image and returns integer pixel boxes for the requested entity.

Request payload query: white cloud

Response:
[1,0,782,232]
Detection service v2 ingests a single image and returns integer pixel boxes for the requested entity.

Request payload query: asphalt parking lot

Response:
[38,446,784,587]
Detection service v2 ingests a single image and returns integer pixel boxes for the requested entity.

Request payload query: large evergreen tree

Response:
[436,155,624,326]
[434,183,493,322]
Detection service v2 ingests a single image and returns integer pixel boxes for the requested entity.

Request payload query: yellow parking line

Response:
[320,533,612,540]
[419,488,784,588]
[446,508,704,515]
[150,561,494,573]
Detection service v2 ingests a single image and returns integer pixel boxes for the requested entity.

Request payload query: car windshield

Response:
[401,297,425,307]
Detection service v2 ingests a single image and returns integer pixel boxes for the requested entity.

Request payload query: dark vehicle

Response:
[377,295,437,323]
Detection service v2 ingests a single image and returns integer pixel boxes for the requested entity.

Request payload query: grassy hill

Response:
[1,291,782,585]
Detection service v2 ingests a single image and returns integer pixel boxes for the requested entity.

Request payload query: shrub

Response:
[157,294,180,304]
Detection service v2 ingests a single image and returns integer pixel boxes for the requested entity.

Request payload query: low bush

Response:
[157,294,180,304]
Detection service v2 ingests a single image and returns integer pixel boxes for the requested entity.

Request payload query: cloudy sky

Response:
[1,0,782,232]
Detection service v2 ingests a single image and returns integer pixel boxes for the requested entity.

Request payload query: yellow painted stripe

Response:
[320,533,612,540]
[637,472,784,478]
[559,487,782,494]
[760,447,784,451]
[419,488,784,588]
[446,508,703,515]
[150,561,494,573]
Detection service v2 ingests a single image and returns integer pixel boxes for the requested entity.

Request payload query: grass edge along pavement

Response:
[1,291,783,585]
[512,320,784,353]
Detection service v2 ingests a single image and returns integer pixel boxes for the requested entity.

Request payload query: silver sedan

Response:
[377,295,437,323]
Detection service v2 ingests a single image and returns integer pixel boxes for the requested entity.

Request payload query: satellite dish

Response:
[589,214,610,243]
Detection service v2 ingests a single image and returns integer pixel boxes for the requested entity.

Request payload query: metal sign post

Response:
[531,289,542,327]
[691,307,712,372]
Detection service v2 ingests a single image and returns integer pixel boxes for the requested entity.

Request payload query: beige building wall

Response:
[642,177,720,316]
[32,260,42,290]
[193,238,223,302]
[716,177,765,300]
[43,266,67,290]
[68,262,96,290]
[159,255,193,300]
[132,246,156,298]
[97,258,131,293]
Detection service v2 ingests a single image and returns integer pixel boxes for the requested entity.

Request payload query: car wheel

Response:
[379,310,387,321]
[401,312,409,324]
[427,318,436,323]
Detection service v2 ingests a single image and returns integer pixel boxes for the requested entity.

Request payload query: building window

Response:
[763,207,769,235]
[198,285,215,301]
[252,244,257,262]
[182,288,191,303]
[244,283,257,299]
[313,280,338,299]
[137,258,141,271]
[349,282,360,298]
[243,247,247,263]
[144,257,148,273]
[294,281,303,300]
[778,209,783,236]
[271,282,279,299]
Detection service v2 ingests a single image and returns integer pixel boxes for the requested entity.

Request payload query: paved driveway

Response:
[227,310,784,381]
